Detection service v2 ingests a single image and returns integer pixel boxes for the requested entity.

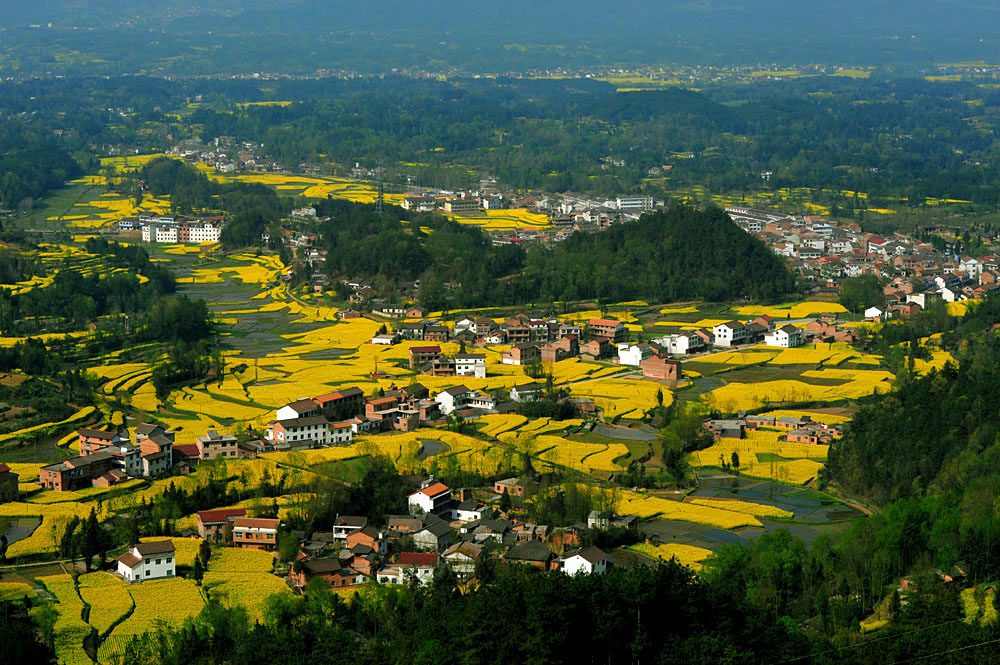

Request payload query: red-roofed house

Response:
[0,463,17,503]
[408,481,452,515]
[172,443,201,469]
[232,517,280,551]
[377,551,439,586]
[409,345,442,370]
[198,508,247,541]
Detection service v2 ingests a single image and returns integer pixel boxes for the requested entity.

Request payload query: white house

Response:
[562,546,611,575]
[377,552,438,586]
[617,343,656,366]
[940,286,964,303]
[712,321,751,348]
[408,481,452,515]
[764,324,805,348]
[864,306,885,321]
[510,382,544,402]
[369,333,401,345]
[187,222,222,243]
[653,332,706,355]
[155,225,178,243]
[117,541,176,582]
[275,398,320,422]
[454,354,487,378]
[435,386,495,415]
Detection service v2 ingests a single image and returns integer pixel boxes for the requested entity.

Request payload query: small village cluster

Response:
[702,413,842,444]
[726,206,1000,318]
[111,476,627,590]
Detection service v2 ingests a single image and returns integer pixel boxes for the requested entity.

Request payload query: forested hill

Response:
[827,294,1000,506]
[822,295,1000,582]
[520,206,795,304]
[314,201,795,308]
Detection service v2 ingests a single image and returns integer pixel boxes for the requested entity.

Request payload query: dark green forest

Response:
[312,200,794,307]
[109,554,1000,665]
[5,75,1000,230]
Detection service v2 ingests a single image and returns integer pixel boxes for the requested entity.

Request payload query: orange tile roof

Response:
[412,482,450,498]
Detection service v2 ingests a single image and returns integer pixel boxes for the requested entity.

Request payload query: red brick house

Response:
[409,346,442,370]
[78,428,124,456]
[640,355,680,380]
[541,335,579,363]
[579,337,611,361]
[288,557,361,589]
[786,429,819,445]
[346,526,383,552]
[197,508,247,541]
[502,343,540,365]
[40,452,119,491]
[587,318,626,342]
[503,540,555,569]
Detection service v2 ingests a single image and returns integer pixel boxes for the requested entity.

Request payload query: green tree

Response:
[838,274,883,313]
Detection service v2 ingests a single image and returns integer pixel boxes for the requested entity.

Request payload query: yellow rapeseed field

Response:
[98,577,205,664]
[203,572,293,622]
[689,498,792,519]
[209,547,275,573]
[618,490,763,529]
[0,581,33,601]
[627,542,714,570]
[39,573,92,665]
[78,572,133,635]
[732,302,848,319]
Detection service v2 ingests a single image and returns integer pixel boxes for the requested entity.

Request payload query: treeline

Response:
[316,201,794,307]
[0,143,81,211]
[116,561,809,665]
[0,248,43,284]
[139,158,290,245]
[115,552,1000,665]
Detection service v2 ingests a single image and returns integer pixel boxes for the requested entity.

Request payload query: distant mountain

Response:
[1,0,997,70]
[4,0,997,39]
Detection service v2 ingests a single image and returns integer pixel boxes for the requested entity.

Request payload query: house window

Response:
[166,557,172,564]
[145,570,150,576]
[155,559,161,565]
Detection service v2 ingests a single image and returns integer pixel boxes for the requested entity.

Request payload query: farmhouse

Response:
[197,508,247,542]
[232,517,280,551]
[562,546,612,575]
[764,325,805,348]
[117,541,175,582]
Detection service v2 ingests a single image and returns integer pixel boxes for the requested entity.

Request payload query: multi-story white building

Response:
[268,416,354,446]
[653,332,706,355]
[187,223,221,243]
[454,354,487,378]
[408,481,452,515]
[764,325,805,348]
[615,196,653,212]
[712,321,751,348]
[117,541,176,582]
[617,343,656,367]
